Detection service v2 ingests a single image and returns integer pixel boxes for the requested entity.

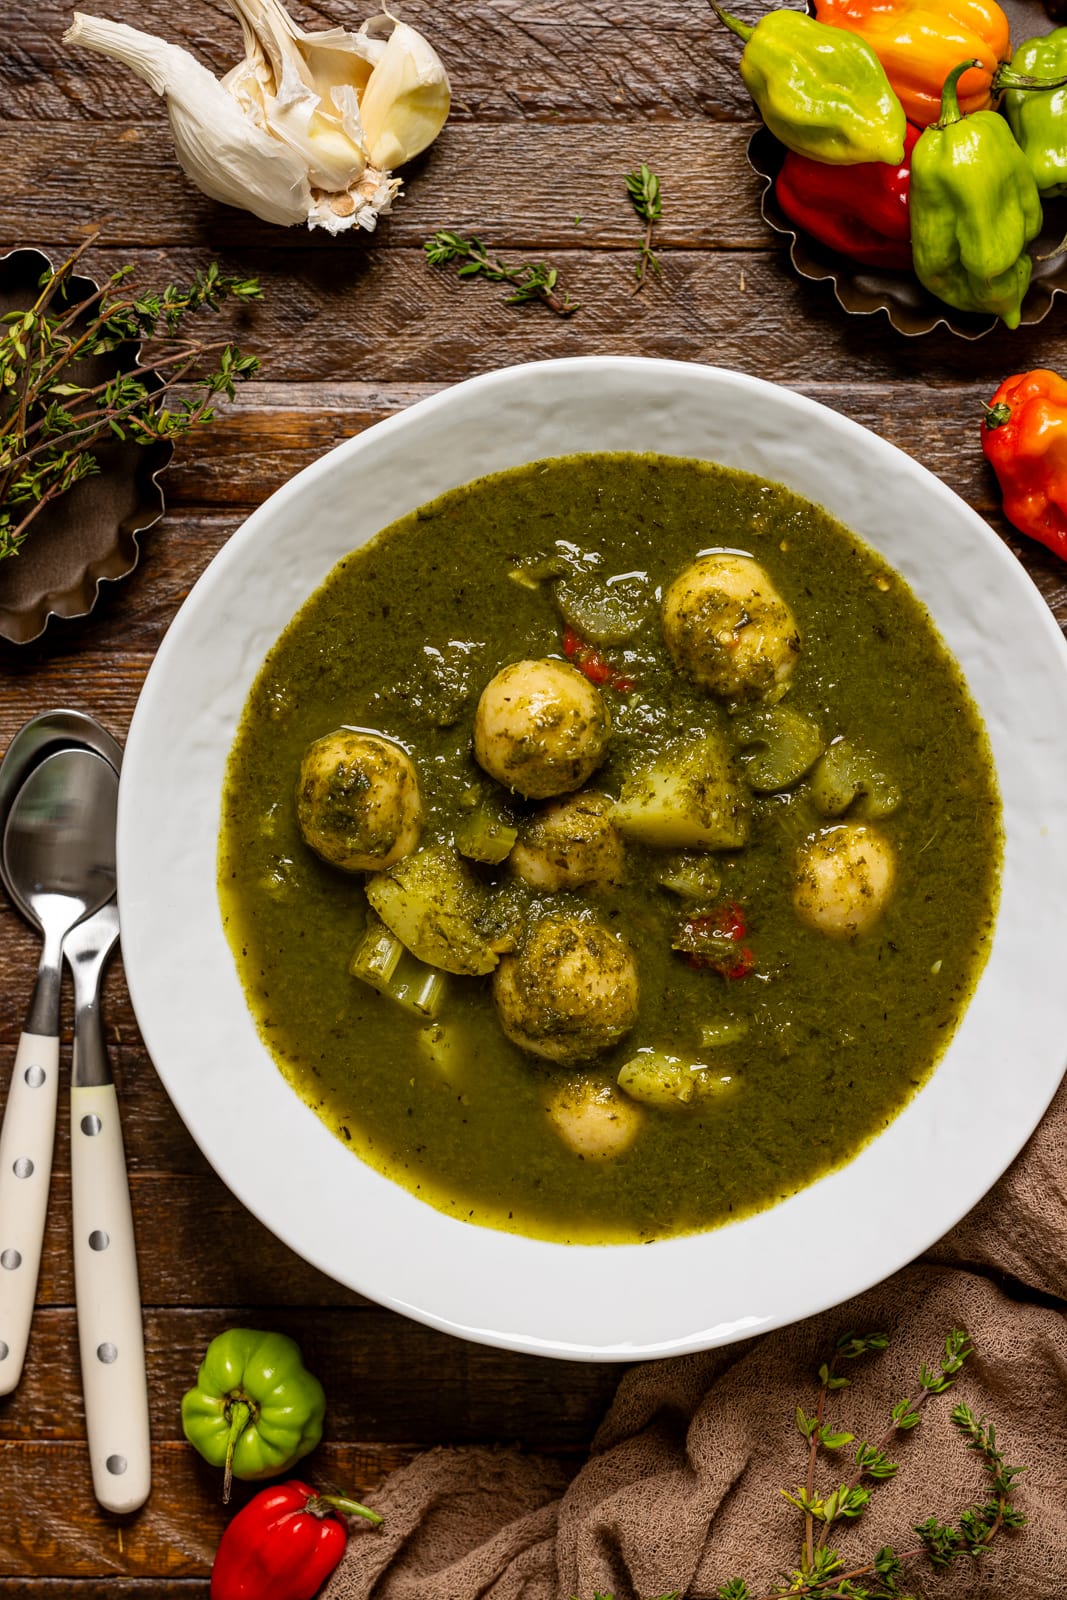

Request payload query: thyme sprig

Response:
[624,164,663,291]
[424,231,580,316]
[577,1330,1025,1600]
[713,1328,1024,1600]
[0,236,261,562]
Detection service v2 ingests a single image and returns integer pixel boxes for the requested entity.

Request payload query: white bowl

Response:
[118,357,1067,1361]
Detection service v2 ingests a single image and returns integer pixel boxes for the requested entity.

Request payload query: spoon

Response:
[0,748,117,1395]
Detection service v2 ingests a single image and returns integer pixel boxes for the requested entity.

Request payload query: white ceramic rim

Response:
[118,356,1067,1361]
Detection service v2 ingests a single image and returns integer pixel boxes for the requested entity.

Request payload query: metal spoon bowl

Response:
[0,712,123,892]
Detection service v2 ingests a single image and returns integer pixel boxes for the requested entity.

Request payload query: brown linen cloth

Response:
[326,1076,1067,1600]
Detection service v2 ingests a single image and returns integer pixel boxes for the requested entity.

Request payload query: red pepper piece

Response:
[561,626,634,691]
[677,902,755,978]
[211,1479,381,1600]
[982,368,1067,560]
[774,123,919,271]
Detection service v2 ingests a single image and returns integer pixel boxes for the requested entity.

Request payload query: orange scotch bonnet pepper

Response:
[812,0,1010,125]
[982,369,1067,559]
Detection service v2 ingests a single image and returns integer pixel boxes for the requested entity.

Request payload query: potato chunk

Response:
[365,847,499,975]
[612,733,749,850]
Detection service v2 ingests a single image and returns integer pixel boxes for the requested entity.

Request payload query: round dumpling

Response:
[296,729,421,872]
[662,553,800,701]
[473,659,611,799]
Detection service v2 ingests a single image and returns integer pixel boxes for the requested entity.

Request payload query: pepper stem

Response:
[307,1492,385,1526]
[982,401,1013,430]
[936,58,983,128]
[706,1,754,44]
[221,1400,252,1505]
[994,65,1067,93]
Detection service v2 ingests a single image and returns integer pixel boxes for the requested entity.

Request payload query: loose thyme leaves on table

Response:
[423,232,580,316]
[0,235,261,562]
[574,1328,1026,1600]
[625,164,663,291]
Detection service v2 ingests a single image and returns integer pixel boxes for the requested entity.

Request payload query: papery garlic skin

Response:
[65,13,312,227]
[64,4,449,234]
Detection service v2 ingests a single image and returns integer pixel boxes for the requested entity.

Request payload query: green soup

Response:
[218,453,1001,1243]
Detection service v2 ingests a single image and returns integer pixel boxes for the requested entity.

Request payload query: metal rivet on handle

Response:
[89,1230,109,1251]
[1,1250,21,1271]
[0,1342,8,1360]
[24,1065,44,1088]
[97,1343,118,1364]
[81,1114,102,1136]
[13,1157,33,1179]
[106,1455,127,1475]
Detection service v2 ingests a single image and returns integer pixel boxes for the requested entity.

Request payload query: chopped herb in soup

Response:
[218,453,1001,1244]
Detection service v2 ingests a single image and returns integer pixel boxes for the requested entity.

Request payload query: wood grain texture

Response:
[2,0,1067,1586]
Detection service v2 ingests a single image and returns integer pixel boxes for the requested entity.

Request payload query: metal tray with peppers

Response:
[725,0,1067,336]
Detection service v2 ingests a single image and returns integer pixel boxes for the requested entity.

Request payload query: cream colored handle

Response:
[71,1083,151,1513]
[0,1032,60,1396]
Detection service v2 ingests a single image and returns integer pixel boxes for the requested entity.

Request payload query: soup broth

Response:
[219,453,1001,1243]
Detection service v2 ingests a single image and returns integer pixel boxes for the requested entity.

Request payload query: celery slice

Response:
[350,913,449,1018]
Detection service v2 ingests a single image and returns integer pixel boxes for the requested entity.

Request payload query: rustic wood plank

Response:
[0,1307,620,1442]
[6,0,753,124]
[0,1587,208,1597]
[2,122,767,250]
[0,1438,489,1576]
[0,1585,208,1597]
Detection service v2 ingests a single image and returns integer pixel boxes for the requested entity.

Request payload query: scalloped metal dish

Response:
[0,248,172,646]
[748,124,1067,339]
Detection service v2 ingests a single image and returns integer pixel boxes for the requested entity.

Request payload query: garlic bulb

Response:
[64,2,450,234]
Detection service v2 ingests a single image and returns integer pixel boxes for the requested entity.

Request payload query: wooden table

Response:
[1,0,1066,1591]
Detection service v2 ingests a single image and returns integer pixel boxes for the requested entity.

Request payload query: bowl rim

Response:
[118,355,1067,1361]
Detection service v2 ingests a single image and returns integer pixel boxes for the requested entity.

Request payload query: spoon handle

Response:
[0,1031,60,1395]
[71,1080,151,1513]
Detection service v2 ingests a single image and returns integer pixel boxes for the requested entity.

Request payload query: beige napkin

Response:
[326,1076,1067,1600]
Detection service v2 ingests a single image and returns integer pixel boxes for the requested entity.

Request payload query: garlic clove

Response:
[64,12,312,228]
[224,0,369,192]
[356,18,451,171]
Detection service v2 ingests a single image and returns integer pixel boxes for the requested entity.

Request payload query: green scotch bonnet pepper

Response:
[1003,29,1067,195]
[911,58,1042,327]
[711,2,906,165]
[181,1329,326,1502]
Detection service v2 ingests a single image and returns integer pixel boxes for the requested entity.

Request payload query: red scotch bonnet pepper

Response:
[211,1479,382,1600]
[775,122,920,270]
[982,369,1067,561]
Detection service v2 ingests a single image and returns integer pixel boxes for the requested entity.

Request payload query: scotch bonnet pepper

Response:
[1003,30,1067,194]
[982,369,1067,559]
[910,60,1042,327]
[182,1329,326,1502]
[710,3,906,164]
[813,0,1010,124]
[775,123,919,270]
[210,1479,382,1600]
